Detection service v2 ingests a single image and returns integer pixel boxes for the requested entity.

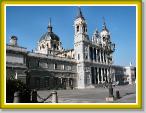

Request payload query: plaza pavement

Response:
[37,84,136,103]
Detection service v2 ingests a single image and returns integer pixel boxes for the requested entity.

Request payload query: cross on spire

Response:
[102,17,107,30]
[76,6,84,19]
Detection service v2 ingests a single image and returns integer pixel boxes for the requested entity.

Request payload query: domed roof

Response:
[39,19,60,42]
[39,32,60,42]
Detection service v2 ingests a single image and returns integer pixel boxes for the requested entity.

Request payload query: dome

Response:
[39,32,60,42]
[39,19,60,42]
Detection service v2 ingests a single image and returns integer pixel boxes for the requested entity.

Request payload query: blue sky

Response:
[6,6,136,66]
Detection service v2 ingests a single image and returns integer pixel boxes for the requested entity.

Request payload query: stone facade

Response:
[6,7,136,90]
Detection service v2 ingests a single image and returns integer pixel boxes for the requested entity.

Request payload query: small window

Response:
[54,64,57,70]
[42,44,44,48]
[53,44,56,49]
[73,54,75,58]
[78,54,80,60]
[83,25,86,32]
[85,55,88,59]
[62,65,64,70]
[77,26,79,32]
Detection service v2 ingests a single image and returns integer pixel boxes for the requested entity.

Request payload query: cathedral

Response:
[6,7,136,89]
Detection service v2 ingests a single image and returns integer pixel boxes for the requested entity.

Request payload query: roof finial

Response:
[48,18,52,27]
[47,18,52,32]
[102,17,107,30]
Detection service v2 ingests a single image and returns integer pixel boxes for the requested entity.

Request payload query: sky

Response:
[6,6,136,66]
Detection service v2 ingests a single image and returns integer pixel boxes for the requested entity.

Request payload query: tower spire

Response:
[102,17,107,30]
[47,18,52,32]
[76,6,84,19]
[48,18,51,27]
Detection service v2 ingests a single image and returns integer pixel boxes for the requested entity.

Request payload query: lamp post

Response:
[108,64,114,97]
[24,69,30,89]
[105,56,114,102]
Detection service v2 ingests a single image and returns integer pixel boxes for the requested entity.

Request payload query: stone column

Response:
[105,53,107,64]
[60,77,62,84]
[96,49,98,63]
[88,46,90,61]
[66,78,70,89]
[100,51,103,63]
[97,68,100,84]
[92,47,94,62]
[103,52,105,64]
[101,68,103,83]
[100,50,102,63]
[107,69,110,83]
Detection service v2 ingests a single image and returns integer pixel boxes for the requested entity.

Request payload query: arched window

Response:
[77,26,79,32]
[53,44,56,49]
[54,64,57,70]
[83,25,86,32]
[42,44,44,48]
[78,54,80,60]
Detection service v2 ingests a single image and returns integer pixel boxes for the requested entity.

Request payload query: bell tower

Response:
[74,7,88,88]
[74,7,88,43]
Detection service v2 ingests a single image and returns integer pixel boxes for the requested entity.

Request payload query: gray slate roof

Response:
[39,32,60,42]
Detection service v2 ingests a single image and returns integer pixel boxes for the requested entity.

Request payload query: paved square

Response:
[37,84,136,103]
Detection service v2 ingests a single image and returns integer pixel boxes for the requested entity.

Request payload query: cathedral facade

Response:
[6,7,135,89]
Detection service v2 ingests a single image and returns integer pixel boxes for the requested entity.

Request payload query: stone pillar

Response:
[66,78,70,89]
[105,53,108,64]
[97,68,100,84]
[88,46,90,61]
[99,50,102,63]
[96,49,98,63]
[102,51,105,64]
[92,47,94,62]
[51,91,58,103]
[107,69,110,83]
[60,77,63,84]
[101,68,103,83]
[100,50,102,63]
[13,91,20,103]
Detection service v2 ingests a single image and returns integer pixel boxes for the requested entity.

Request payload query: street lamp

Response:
[108,64,114,97]
[106,41,115,101]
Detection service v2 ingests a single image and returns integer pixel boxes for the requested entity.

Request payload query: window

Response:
[54,64,57,70]
[77,26,79,32]
[62,65,64,70]
[83,25,86,32]
[85,54,88,59]
[67,66,71,71]
[78,54,80,60]
[42,44,45,48]
[53,44,56,49]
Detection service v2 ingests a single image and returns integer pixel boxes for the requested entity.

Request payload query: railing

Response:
[28,52,76,63]
[13,90,58,103]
